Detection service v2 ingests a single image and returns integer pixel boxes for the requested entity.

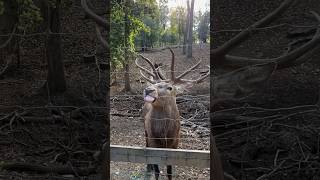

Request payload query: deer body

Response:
[143,97,180,148]
[142,82,182,180]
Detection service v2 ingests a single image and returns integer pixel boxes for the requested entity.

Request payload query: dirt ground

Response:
[110,45,210,179]
[212,24,320,180]
[214,60,320,180]
[0,2,107,180]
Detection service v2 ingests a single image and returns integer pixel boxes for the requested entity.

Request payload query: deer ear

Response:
[213,62,276,99]
[174,82,194,94]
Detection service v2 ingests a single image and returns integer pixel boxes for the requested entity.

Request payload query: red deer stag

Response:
[135,48,209,180]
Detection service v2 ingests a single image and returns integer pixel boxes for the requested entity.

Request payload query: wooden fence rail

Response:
[110,145,210,168]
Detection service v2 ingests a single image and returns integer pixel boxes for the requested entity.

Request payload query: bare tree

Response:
[211,0,320,179]
[182,0,190,54]
[41,0,67,95]
[187,0,195,58]
[0,2,21,76]
[124,1,131,92]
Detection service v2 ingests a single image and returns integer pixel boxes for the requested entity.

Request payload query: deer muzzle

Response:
[143,88,156,103]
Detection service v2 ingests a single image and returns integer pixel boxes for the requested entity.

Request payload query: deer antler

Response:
[154,63,167,80]
[169,48,175,81]
[136,48,209,84]
[167,47,210,84]
[135,55,163,84]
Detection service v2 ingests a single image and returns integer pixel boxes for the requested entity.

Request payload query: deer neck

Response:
[150,98,179,120]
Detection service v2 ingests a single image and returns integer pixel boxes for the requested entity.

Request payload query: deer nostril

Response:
[145,88,155,95]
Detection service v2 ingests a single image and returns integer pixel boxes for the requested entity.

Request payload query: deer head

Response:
[136,48,210,105]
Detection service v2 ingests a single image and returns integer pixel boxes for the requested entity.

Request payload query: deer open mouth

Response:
[144,95,156,103]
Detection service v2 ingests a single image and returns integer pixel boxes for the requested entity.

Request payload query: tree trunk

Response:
[43,0,66,94]
[123,3,131,92]
[182,0,190,54]
[187,0,194,58]
[0,1,19,66]
[124,63,131,91]
[141,31,145,51]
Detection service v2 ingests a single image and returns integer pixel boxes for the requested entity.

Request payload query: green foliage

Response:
[128,14,149,52]
[110,0,207,70]
[132,0,160,49]
[0,0,73,31]
[159,0,168,30]
[0,1,4,15]
[48,0,72,9]
[110,0,149,70]
[197,10,209,43]
[168,6,186,44]
[16,0,42,30]
[130,171,143,180]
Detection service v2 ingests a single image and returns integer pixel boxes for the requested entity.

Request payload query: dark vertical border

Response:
[210,1,224,180]
[210,0,214,179]
[103,0,110,179]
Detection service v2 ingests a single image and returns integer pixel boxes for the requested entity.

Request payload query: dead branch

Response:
[95,24,109,48]
[0,25,16,49]
[223,11,320,69]
[255,161,286,180]
[81,0,109,51]
[211,0,295,58]
[211,0,320,70]
[287,27,317,38]
[0,56,11,78]
[211,23,317,34]
[81,0,108,28]
[0,162,97,176]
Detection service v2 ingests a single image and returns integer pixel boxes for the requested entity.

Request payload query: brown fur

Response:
[142,83,180,149]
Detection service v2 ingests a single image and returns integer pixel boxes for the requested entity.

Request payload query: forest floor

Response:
[0,49,108,179]
[213,60,320,180]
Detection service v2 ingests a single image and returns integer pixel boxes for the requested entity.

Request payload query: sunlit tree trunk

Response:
[182,0,190,54]
[187,0,194,58]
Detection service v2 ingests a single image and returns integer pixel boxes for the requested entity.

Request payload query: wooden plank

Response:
[110,145,210,168]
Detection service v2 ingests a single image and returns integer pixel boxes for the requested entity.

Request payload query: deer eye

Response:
[167,87,173,91]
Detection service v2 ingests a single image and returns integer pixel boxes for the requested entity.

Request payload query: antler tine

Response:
[139,70,156,84]
[168,47,175,81]
[139,54,160,80]
[135,58,155,78]
[155,67,167,80]
[176,57,202,79]
[181,66,210,84]
[193,66,210,84]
